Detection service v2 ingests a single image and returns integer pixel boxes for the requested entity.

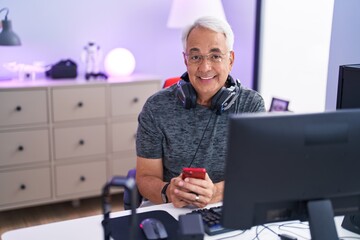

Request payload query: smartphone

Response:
[182,168,206,180]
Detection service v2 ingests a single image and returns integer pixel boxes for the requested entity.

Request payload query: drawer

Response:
[112,121,138,152]
[0,167,51,206]
[55,161,107,196]
[111,82,159,117]
[0,89,47,127]
[0,129,50,167]
[52,86,106,122]
[54,124,106,160]
[112,156,136,176]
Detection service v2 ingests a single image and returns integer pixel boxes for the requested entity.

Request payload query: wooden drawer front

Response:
[52,86,106,122]
[0,129,50,167]
[0,90,47,127]
[0,167,51,205]
[112,157,136,176]
[54,124,106,160]
[55,161,106,196]
[111,82,158,116]
[112,121,138,152]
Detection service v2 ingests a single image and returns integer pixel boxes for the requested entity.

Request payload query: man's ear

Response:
[183,52,189,67]
[229,51,235,71]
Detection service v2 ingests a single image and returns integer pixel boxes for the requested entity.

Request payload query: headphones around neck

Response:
[176,72,240,115]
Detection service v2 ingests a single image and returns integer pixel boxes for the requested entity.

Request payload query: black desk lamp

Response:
[102,176,138,240]
[0,7,21,46]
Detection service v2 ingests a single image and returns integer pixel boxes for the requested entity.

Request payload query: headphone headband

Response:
[176,72,239,114]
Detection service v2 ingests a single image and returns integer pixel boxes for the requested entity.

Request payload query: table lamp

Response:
[0,7,21,46]
[167,0,226,28]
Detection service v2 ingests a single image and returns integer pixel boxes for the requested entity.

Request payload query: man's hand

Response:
[169,173,220,208]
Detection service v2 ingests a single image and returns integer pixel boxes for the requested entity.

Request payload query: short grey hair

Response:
[181,16,234,52]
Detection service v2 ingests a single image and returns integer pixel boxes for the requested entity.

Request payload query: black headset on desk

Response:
[176,72,240,115]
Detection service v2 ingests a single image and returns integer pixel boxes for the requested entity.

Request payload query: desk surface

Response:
[2,202,359,240]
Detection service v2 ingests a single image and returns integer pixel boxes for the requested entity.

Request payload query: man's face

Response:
[183,26,234,104]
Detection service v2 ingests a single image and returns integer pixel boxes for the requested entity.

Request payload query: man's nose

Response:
[198,57,212,71]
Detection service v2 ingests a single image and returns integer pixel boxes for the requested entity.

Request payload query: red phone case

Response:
[182,168,206,180]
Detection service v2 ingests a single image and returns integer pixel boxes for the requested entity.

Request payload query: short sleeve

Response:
[136,99,163,159]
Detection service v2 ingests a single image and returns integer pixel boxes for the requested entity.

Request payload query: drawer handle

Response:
[133,97,139,103]
[79,139,85,145]
[18,145,24,151]
[77,101,84,108]
[20,184,26,190]
[15,105,22,112]
[80,176,86,182]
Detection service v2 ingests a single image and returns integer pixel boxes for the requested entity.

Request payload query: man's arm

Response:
[135,156,167,204]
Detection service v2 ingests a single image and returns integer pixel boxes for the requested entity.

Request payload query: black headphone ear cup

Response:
[176,79,197,109]
[211,76,240,115]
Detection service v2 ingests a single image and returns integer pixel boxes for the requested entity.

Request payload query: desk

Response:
[2,202,359,240]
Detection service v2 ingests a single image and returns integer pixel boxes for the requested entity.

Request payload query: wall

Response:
[256,0,334,112]
[0,0,257,88]
[325,0,360,110]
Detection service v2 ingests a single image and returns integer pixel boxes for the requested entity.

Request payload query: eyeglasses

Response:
[184,52,230,64]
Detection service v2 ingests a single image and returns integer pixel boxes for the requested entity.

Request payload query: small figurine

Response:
[81,42,108,80]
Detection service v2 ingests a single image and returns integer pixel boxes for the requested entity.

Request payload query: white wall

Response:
[325,0,360,110]
[257,0,334,112]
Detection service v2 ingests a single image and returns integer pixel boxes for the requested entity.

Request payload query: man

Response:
[136,16,265,208]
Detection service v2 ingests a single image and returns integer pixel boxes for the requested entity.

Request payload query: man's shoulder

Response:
[235,82,265,112]
[238,83,262,99]
[144,85,179,111]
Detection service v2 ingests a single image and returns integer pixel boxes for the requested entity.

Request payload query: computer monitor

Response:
[222,110,360,239]
[336,64,360,109]
[336,64,360,234]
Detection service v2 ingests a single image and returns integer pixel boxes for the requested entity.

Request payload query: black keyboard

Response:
[187,206,233,236]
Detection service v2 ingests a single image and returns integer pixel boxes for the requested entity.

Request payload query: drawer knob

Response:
[77,101,84,107]
[18,145,24,151]
[80,176,86,182]
[15,105,22,112]
[79,139,85,145]
[133,97,139,103]
[20,184,26,190]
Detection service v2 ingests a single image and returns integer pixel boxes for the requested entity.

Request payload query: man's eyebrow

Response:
[188,48,200,53]
[209,48,222,53]
[187,48,223,54]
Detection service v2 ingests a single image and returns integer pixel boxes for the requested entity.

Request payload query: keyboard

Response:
[187,206,233,236]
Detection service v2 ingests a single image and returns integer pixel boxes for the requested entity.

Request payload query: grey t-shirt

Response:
[136,81,265,183]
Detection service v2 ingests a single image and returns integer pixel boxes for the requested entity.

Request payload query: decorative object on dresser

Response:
[104,48,136,77]
[45,59,78,79]
[0,75,161,211]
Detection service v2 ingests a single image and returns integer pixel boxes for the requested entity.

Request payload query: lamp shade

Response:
[0,19,21,46]
[167,0,226,28]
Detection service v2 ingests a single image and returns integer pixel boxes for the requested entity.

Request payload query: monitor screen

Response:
[337,64,360,109]
[222,110,360,238]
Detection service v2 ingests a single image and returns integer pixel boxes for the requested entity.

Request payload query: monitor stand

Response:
[342,213,360,234]
[307,200,339,240]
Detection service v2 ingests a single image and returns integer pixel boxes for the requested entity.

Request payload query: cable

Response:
[339,237,360,240]
[215,230,247,240]
[277,222,310,240]
[187,109,214,168]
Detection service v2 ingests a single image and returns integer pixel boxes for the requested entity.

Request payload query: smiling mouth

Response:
[199,76,215,80]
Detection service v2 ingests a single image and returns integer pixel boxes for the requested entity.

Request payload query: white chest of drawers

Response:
[0,75,161,210]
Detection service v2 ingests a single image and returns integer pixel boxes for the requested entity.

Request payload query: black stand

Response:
[342,213,360,234]
[102,176,138,240]
[307,200,339,240]
[85,72,108,80]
